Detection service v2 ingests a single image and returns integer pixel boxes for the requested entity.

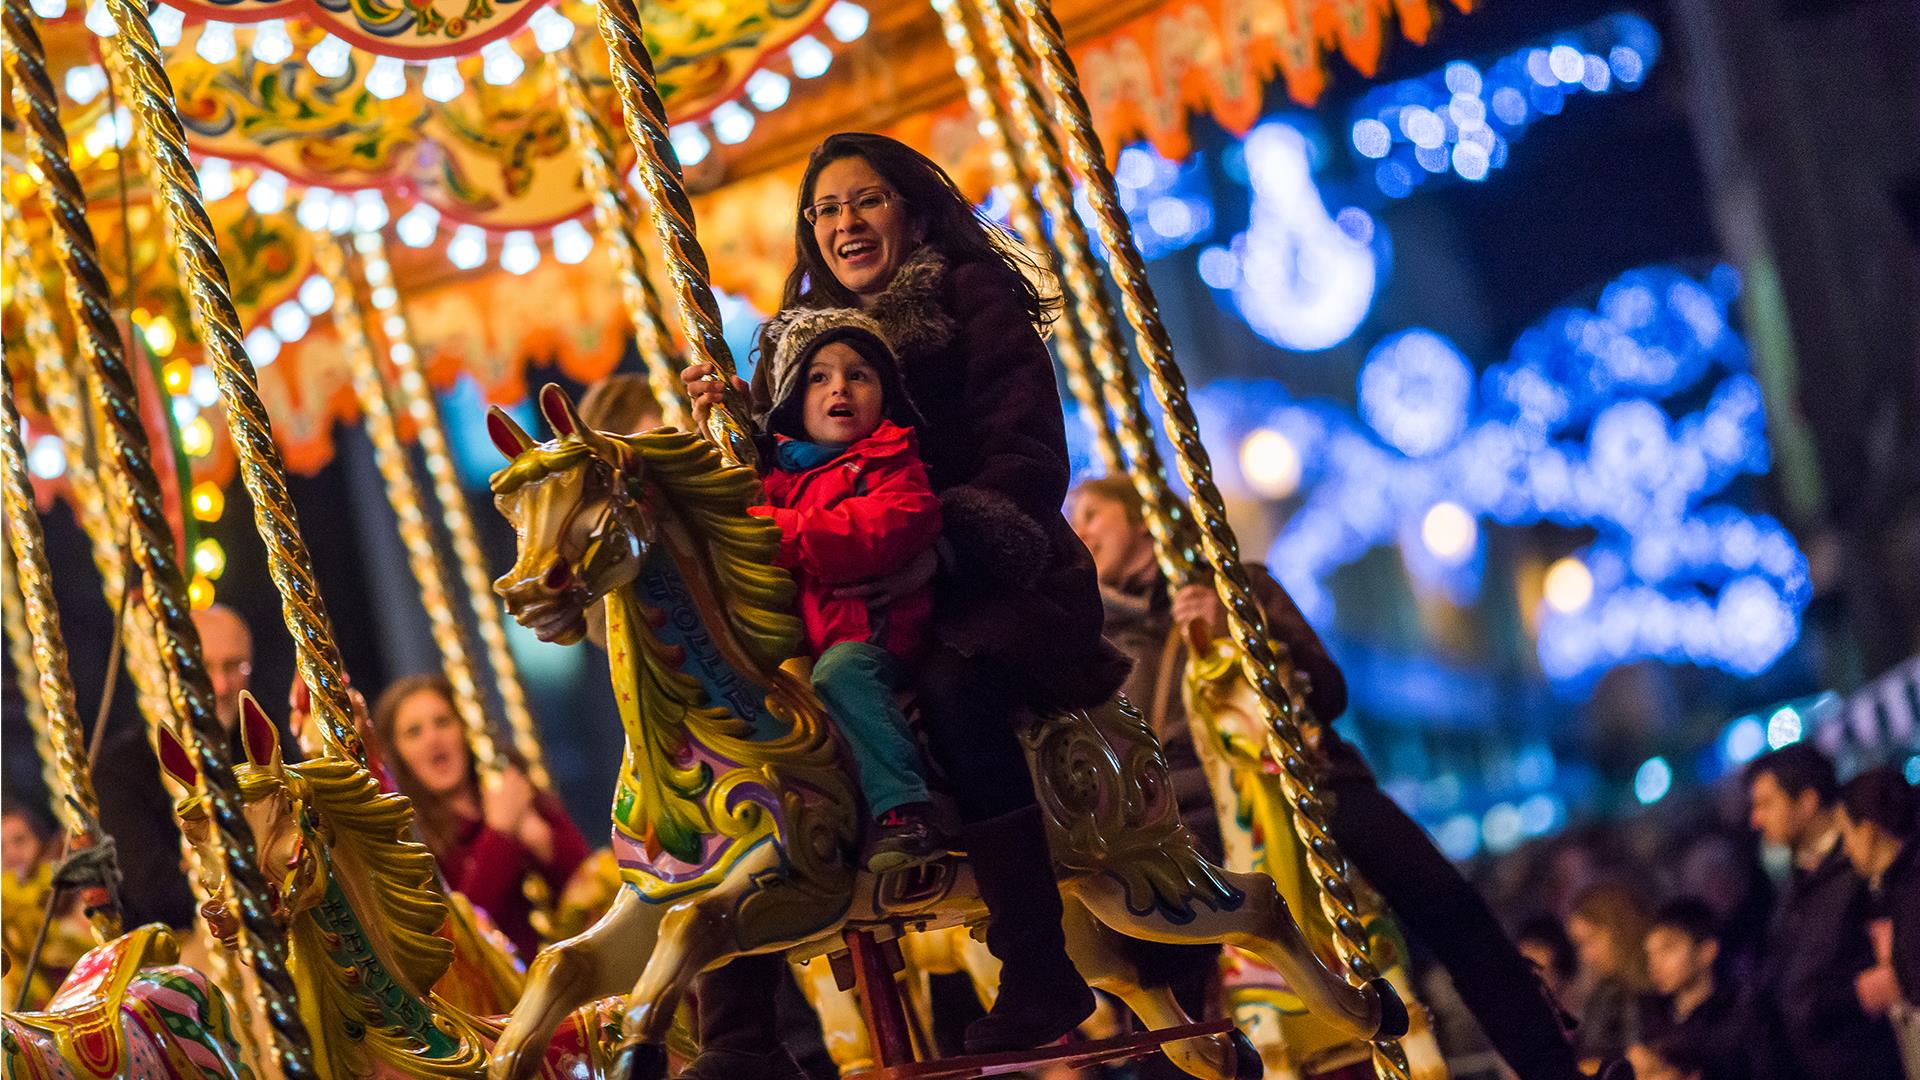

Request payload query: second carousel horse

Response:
[1182,624,1447,1080]
[483,387,1406,1080]
[156,700,628,1079]
[3,924,253,1080]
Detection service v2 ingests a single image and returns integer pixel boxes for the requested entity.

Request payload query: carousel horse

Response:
[1181,625,1447,1080]
[154,700,630,1079]
[793,923,1001,1074]
[482,386,1406,1080]
[2,924,254,1079]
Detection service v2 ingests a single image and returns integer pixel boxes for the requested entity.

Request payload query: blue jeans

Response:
[811,641,928,817]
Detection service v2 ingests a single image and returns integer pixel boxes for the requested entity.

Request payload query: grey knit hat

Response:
[760,308,926,440]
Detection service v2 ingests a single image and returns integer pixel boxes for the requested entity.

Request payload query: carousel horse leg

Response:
[1060,898,1252,1080]
[792,953,875,1075]
[1068,871,1407,1043]
[612,900,743,1080]
[492,887,663,1080]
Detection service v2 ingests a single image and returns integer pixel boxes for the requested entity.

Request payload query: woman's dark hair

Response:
[1840,764,1917,838]
[1514,913,1577,982]
[1650,897,1721,945]
[1069,475,1146,528]
[770,133,1058,343]
[372,673,478,857]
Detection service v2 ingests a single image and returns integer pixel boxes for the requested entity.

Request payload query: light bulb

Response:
[447,224,487,270]
[195,22,237,64]
[353,189,390,231]
[824,1,868,42]
[297,275,335,316]
[243,326,281,366]
[710,101,753,145]
[481,40,525,85]
[251,20,293,64]
[296,187,335,231]
[670,124,711,166]
[64,65,107,105]
[150,5,183,45]
[551,219,592,264]
[365,55,407,100]
[422,57,464,102]
[270,301,310,342]
[745,69,790,111]
[531,9,574,52]
[85,0,116,37]
[787,35,831,78]
[307,35,352,79]
[500,231,539,275]
[28,0,66,20]
[246,170,288,214]
[396,203,440,247]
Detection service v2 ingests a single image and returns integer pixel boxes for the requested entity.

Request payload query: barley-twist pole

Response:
[968,0,1200,590]
[351,229,549,789]
[929,0,1121,477]
[589,0,757,468]
[552,56,694,433]
[1005,0,1405,1072]
[0,376,122,941]
[0,547,54,820]
[1,223,266,1077]
[316,233,505,780]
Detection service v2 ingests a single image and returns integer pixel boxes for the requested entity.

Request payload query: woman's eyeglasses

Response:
[804,189,894,225]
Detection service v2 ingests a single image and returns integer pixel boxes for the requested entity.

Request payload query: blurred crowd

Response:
[1427,742,1918,1080]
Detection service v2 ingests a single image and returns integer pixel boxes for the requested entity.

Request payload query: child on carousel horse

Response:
[748,308,951,872]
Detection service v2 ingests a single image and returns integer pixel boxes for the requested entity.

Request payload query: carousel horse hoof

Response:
[613,1041,669,1080]
[1229,1028,1263,1080]
[1367,977,1409,1039]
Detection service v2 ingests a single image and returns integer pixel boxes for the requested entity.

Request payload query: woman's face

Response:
[1069,493,1149,585]
[808,156,918,303]
[392,690,471,798]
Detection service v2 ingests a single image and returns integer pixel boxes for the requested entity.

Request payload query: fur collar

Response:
[864,246,959,362]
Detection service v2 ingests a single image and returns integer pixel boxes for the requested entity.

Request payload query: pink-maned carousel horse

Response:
[482,387,1407,1080]
[154,698,629,1079]
[3,924,254,1080]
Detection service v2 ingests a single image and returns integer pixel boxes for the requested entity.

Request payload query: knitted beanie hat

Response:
[761,308,926,440]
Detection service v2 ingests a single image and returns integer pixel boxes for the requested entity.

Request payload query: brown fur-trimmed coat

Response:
[753,248,1128,709]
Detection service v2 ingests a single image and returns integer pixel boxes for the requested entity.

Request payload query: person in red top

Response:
[370,674,589,959]
[749,308,948,872]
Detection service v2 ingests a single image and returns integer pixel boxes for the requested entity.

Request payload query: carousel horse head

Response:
[489,385,655,645]
[158,695,457,1000]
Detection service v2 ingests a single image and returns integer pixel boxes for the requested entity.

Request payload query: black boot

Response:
[961,805,1097,1054]
[676,953,809,1080]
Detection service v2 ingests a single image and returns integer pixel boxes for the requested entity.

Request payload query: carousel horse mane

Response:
[492,423,802,676]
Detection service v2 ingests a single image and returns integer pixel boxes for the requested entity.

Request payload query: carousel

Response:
[0,0,1474,1074]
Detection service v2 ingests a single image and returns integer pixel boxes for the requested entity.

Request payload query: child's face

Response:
[2,812,44,877]
[802,342,884,444]
[1644,925,1714,996]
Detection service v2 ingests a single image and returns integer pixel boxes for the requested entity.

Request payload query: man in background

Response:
[1746,743,1901,1078]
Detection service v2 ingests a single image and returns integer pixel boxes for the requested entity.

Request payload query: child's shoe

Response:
[865,804,950,872]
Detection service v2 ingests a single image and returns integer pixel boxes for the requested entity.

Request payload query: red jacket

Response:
[441,792,589,960]
[751,421,942,660]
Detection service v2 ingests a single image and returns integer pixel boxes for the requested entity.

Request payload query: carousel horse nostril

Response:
[1367,976,1410,1039]
[543,559,572,592]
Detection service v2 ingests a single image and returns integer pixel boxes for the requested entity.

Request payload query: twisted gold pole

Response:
[1,218,269,1079]
[967,0,1200,591]
[0,546,54,821]
[589,0,758,468]
[0,376,122,942]
[930,0,1122,478]
[316,233,507,779]
[552,55,694,433]
[52,0,341,1068]
[1004,1,1406,1073]
[351,229,550,789]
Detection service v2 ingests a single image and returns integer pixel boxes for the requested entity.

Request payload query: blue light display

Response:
[1195,264,1809,689]
[1349,12,1660,196]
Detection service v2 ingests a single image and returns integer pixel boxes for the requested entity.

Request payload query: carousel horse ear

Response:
[538,383,581,438]
[157,725,199,791]
[238,691,283,772]
[488,407,536,460]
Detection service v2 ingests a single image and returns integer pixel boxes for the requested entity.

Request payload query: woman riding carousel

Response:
[679,131,1129,1075]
